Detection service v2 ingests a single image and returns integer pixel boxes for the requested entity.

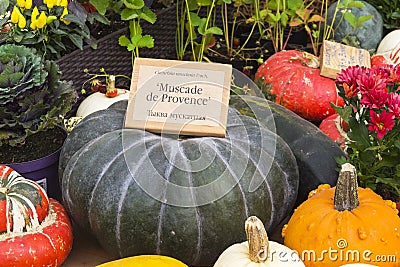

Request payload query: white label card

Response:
[125,58,232,137]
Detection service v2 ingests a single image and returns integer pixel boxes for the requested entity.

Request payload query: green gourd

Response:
[59,104,299,266]
[325,0,383,51]
[229,95,345,205]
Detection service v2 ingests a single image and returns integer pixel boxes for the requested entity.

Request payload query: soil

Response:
[0,127,67,164]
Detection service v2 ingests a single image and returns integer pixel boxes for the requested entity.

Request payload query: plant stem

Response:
[198,0,217,62]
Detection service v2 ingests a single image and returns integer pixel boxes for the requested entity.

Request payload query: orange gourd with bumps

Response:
[282,163,400,266]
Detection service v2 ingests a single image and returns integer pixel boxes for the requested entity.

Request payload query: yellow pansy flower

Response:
[11,6,20,24]
[24,0,32,9]
[16,0,25,8]
[57,0,68,7]
[18,13,26,29]
[60,7,70,25]
[30,20,37,30]
[30,7,39,30]
[36,11,47,29]
[46,0,56,9]
[31,6,39,20]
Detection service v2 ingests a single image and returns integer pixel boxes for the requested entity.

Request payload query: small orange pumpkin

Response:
[282,163,400,266]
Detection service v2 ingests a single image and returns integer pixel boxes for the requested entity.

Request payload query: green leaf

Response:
[187,0,198,11]
[68,34,84,50]
[139,7,157,24]
[63,14,86,26]
[287,0,303,11]
[89,0,109,15]
[344,0,366,8]
[121,8,139,20]
[330,104,353,122]
[267,0,280,10]
[347,117,370,148]
[127,43,136,51]
[51,29,69,35]
[197,0,212,6]
[130,34,142,47]
[343,12,357,28]
[123,0,144,10]
[280,12,289,27]
[268,13,280,23]
[185,22,197,40]
[52,38,67,51]
[118,35,131,47]
[197,18,207,35]
[204,26,223,35]
[137,34,154,48]
[188,12,202,26]
[0,0,9,15]
[0,16,8,29]
[357,15,373,24]
[91,12,111,25]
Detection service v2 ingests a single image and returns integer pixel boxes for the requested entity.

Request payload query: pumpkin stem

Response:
[334,163,359,211]
[245,216,269,263]
[289,51,320,68]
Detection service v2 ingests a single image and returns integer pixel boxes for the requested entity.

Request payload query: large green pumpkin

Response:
[229,95,345,205]
[325,0,383,51]
[59,105,299,266]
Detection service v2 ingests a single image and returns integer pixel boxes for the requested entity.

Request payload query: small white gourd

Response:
[76,90,129,118]
[213,216,305,267]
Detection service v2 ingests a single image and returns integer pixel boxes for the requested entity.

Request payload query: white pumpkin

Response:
[213,216,305,267]
[376,29,400,65]
[76,90,129,118]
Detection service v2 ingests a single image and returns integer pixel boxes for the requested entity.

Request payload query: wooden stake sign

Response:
[125,58,232,137]
[320,40,371,79]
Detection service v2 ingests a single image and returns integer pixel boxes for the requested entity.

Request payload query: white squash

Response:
[213,216,305,267]
[76,90,129,118]
[376,29,400,65]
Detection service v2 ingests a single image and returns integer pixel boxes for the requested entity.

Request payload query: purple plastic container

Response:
[7,145,63,201]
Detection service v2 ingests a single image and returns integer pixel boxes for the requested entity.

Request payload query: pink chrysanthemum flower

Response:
[336,65,366,85]
[360,88,390,109]
[383,64,400,86]
[368,110,395,139]
[388,93,400,118]
[357,68,388,93]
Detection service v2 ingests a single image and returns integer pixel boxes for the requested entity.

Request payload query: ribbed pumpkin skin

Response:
[0,165,73,267]
[255,50,343,123]
[59,107,299,266]
[0,165,49,233]
[229,95,345,205]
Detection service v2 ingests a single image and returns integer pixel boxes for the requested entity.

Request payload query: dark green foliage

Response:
[0,44,76,146]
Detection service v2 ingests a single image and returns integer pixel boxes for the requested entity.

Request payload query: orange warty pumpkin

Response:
[282,163,400,267]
